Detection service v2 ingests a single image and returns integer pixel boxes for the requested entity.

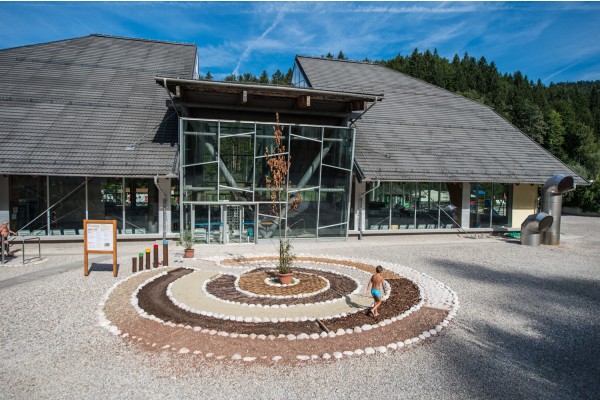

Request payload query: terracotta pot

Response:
[184,248,195,258]
[277,271,294,285]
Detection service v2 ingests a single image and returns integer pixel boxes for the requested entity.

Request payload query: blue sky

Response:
[1,1,599,83]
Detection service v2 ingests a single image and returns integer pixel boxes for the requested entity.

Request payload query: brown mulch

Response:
[205,267,358,306]
[136,268,419,336]
[238,269,327,296]
[221,256,401,280]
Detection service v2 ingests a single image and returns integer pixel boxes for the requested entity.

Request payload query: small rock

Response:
[387,343,398,350]
[423,331,431,338]
[333,352,343,359]
[272,356,282,362]
[206,353,214,358]
[322,353,331,360]
[208,330,217,335]
[161,345,170,349]
[335,329,345,336]
[343,351,354,357]
[249,333,257,340]
[230,333,238,338]
[232,354,242,360]
[376,346,387,353]
[193,350,201,355]
[354,349,365,355]
[296,355,310,361]
[287,334,297,341]
[193,327,202,331]
[320,332,328,338]
[243,357,256,362]
[178,348,190,354]
[310,333,320,339]
[404,339,412,346]
[364,347,376,355]
[257,334,266,340]
[353,327,363,334]
[345,329,353,335]
[297,333,309,340]
[327,331,336,338]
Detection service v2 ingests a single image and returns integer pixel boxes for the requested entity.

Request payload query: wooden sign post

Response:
[83,219,117,277]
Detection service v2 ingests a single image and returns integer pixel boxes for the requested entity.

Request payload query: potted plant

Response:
[265,113,302,284]
[179,230,195,258]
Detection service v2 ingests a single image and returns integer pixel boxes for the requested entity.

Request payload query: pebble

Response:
[243,357,256,362]
[287,334,297,341]
[387,343,398,350]
[343,351,354,357]
[272,356,282,362]
[296,355,310,361]
[333,352,343,359]
[322,353,331,360]
[310,333,320,339]
[354,349,365,355]
[376,346,387,353]
[364,347,376,355]
[178,348,190,354]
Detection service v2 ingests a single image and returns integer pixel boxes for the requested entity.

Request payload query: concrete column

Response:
[461,182,471,229]
[354,180,366,231]
[0,175,9,224]
[156,177,172,235]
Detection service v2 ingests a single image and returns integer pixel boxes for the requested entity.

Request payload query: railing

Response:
[2,235,42,264]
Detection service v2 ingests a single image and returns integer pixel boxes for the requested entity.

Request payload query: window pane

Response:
[390,182,414,229]
[49,176,86,235]
[219,133,253,190]
[124,179,158,234]
[322,127,353,170]
[289,135,321,189]
[9,175,47,233]
[470,183,493,228]
[491,183,512,228]
[183,120,218,165]
[366,182,390,230]
[415,183,440,229]
[319,166,350,231]
[184,163,218,201]
[88,178,123,231]
[287,189,318,238]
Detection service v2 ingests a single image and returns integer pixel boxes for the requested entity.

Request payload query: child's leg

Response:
[371,298,382,316]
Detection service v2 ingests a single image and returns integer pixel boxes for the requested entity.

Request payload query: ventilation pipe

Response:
[521,212,553,246]
[540,174,575,245]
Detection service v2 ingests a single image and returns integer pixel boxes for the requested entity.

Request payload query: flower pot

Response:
[184,248,195,258]
[277,271,294,285]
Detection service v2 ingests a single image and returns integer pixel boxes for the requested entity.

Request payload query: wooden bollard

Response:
[145,248,151,270]
[138,252,143,271]
[162,240,169,267]
[153,244,159,268]
[132,257,137,273]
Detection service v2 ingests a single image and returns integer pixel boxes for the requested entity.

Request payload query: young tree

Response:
[264,114,302,274]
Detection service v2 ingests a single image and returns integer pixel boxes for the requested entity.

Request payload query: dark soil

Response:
[205,267,358,305]
[136,268,420,336]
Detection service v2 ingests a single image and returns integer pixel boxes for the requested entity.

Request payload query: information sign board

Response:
[83,219,117,277]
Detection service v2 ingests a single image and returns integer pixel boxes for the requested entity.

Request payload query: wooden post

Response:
[132,257,137,273]
[153,244,159,268]
[162,240,168,267]
[145,248,151,270]
[138,252,143,271]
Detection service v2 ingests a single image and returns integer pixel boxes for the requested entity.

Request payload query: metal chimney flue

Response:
[521,212,553,246]
[540,174,575,245]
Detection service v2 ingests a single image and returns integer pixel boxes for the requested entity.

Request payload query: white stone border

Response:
[100,256,458,363]
[263,276,300,287]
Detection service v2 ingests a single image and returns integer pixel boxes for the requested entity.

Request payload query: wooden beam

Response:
[297,95,311,109]
[349,100,366,111]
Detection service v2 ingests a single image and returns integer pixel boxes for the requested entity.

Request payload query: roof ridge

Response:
[89,34,195,47]
[296,55,376,66]
[0,34,195,53]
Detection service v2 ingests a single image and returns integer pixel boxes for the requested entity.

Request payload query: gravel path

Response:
[1,215,599,399]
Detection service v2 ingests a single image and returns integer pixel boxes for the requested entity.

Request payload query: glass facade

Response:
[181,118,355,240]
[7,176,162,235]
[365,182,512,230]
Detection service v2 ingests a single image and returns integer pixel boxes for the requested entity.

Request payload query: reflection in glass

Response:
[124,179,158,234]
[470,183,494,228]
[287,189,318,238]
[88,178,123,231]
[49,176,86,235]
[322,128,353,170]
[9,175,47,233]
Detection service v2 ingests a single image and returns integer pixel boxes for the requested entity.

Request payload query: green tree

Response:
[545,109,566,158]
[204,71,213,81]
[259,70,269,84]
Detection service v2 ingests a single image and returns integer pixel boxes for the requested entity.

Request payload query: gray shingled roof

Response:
[296,56,587,185]
[0,34,197,177]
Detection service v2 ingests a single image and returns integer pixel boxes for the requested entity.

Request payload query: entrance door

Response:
[192,204,256,244]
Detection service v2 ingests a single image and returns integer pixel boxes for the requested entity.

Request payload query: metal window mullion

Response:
[490,183,493,228]
[438,183,441,228]
[346,127,356,238]
[252,122,257,202]
[217,121,220,201]
[388,183,392,230]
[284,125,291,239]
[316,127,324,240]
[85,177,89,220]
[179,117,184,233]
[321,163,352,172]
[122,177,126,233]
[413,182,417,227]
[46,176,50,235]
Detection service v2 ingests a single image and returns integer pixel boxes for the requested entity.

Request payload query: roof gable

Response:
[296,56,586,185]
[0,34,197,176]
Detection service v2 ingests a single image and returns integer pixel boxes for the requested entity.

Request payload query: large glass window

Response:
[124,179,158,234]
[181,118,355,239]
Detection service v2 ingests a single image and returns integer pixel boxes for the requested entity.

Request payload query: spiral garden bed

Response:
[98,256,458,364]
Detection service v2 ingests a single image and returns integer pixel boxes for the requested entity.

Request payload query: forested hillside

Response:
[206,49,600,212]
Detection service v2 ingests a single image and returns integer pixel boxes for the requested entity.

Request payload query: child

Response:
[366,265,387,317]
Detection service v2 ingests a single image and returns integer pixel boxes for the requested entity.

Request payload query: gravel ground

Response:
[1,215,599,399]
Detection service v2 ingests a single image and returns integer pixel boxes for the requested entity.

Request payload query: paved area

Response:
[1,215,599,399]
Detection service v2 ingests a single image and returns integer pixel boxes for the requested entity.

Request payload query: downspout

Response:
[359,180,380,240]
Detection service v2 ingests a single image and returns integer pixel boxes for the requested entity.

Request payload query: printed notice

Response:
[86,223,114,251]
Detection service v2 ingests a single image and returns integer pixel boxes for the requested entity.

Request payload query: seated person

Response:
[1,220,16,256]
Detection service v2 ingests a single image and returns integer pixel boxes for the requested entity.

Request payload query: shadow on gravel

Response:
[430,258,600,399]
[89,263,120,273]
